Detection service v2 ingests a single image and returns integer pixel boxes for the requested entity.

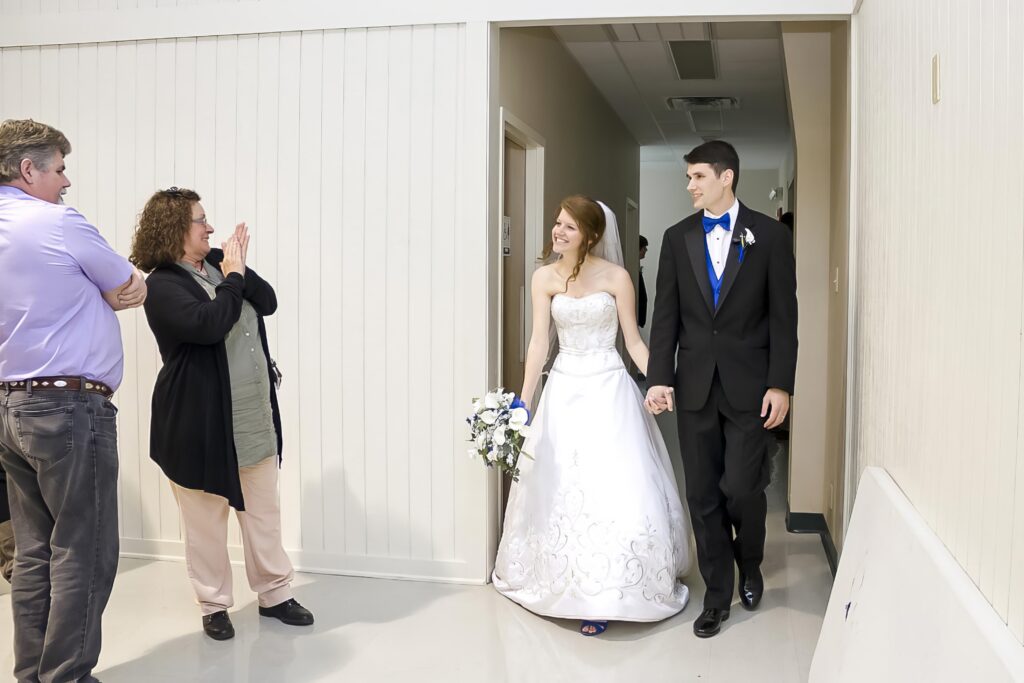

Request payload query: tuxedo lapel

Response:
[684,221,715,316]
[715,203,753,316]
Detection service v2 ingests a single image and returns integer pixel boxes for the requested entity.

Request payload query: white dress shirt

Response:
[704,199,739,280]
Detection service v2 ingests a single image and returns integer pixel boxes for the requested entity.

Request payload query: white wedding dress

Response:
[493,290,692,622]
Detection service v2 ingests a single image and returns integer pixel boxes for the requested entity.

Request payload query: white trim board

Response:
[119,538,487,585]
[0,1,859,48]
[811,467,1024,681]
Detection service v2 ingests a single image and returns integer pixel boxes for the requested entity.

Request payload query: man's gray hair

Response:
[0,119,72,183]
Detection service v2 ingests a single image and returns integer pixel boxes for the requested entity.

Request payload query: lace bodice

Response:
[551,291,618,353]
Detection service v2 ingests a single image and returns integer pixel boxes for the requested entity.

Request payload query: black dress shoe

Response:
[202,610,235,640]
[258,598,315,626]
[693,607,730,638]
[739,569,764,611]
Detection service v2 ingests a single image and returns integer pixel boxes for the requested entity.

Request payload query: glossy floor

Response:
[0,451,833,682]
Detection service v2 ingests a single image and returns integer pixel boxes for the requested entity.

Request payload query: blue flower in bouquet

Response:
[510,395,532,425]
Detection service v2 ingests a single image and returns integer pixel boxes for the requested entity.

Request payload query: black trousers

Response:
[677,373,772,609]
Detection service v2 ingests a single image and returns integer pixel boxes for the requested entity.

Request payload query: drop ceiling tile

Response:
[611,24,639,41]
[634,23,662,41]
[552,25,612,43]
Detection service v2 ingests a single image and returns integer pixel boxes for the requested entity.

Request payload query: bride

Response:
[493,195,692,635]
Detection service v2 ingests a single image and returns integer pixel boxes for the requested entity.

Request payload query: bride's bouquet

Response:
[467,389,532,481]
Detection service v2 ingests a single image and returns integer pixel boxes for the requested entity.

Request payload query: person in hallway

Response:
[493,195,692,636]
[780,211,794,232]
[645,140,798,638]
[638,234,649,328]
[637,235,649,381]
[130,187,313,641]
[0,118,147,682]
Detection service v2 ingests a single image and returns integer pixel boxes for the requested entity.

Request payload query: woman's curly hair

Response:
[130,187,201,272]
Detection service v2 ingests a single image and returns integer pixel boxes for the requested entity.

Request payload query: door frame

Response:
[497,107,546,391]
[495,107,545,533]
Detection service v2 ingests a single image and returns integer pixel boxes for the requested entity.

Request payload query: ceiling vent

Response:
[669,40,717,80]
[666,96,740,134]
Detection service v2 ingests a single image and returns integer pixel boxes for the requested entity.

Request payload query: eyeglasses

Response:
[163,186,186,197]
[191,217,209,226]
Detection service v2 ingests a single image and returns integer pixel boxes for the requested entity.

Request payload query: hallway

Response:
[0,449,833,682]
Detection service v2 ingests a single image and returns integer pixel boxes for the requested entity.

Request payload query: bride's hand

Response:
[644,386,674,414]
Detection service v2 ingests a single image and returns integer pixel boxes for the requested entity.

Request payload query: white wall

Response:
[0,24,495,583]
[738,168,784,219]
[638,158,689,342]
[811,468,1024,681]
[850,0,1024,642]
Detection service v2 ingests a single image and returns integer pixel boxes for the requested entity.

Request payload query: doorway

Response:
[498,110,545,522]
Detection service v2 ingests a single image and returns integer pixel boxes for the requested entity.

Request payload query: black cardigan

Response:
[142,249,282,510]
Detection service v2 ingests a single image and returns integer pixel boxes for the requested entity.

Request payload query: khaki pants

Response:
[172,456,294,616]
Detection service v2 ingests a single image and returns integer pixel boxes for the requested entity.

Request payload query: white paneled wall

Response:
[852,0,1024,640]
[0,24,494,582]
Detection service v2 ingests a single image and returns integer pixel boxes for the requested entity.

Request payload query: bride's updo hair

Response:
[541,194,606,291]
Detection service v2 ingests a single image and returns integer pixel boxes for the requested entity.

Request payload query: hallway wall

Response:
[851,0,1024,641]
[499,27,640,280]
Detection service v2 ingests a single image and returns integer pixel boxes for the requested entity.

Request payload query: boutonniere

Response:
[733,227,756,263]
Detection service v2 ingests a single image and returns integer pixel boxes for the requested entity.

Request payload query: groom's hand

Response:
[645,385,674,414]
[761,388,790,429]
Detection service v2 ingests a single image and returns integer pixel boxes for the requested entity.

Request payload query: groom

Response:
[645,140,797,638]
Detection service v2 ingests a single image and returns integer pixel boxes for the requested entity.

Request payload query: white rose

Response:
[493,429,506,446]
[517,424,531,438]
[483,393,500,410]
[476,433,487,448]
[487,449,499,463]
[480,410,497,425]
[472,399,482,413]
[509,407,529,427]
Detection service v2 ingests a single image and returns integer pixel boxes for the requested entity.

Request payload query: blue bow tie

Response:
[703,214,731,234]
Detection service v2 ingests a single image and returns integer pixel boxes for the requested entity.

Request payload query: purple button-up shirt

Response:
[0,185,133,390]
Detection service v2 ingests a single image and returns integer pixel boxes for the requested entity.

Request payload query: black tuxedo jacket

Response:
[647,202,798,412]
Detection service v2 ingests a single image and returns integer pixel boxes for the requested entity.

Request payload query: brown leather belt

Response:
[0,377,114,398]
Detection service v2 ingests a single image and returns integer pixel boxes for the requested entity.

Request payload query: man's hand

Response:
[644,385,674,415]
[103,267,147,311]
[761,388,790,429]
[117,267,147,308]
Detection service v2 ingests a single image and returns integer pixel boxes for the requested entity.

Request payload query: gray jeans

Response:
[0,388,120,683]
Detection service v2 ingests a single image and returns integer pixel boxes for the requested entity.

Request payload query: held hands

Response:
[220,222,250,277]
[761,388,790,429]
[117,266,148,309]
[644,385,674,415]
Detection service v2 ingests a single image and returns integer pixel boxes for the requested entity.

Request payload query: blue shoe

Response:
[580,620,608,636]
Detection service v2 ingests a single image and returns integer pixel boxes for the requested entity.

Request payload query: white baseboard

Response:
[810,467,1024,682]
[118,538,487,585]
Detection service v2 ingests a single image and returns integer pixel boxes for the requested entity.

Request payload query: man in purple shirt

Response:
[0,119,146,683]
